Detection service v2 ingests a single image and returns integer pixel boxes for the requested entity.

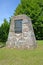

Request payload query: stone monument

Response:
[6,14,36,49]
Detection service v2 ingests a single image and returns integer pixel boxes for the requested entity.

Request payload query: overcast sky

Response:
[0,0,20,25]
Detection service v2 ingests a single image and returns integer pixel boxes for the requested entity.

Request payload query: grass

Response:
[0,40,43,65]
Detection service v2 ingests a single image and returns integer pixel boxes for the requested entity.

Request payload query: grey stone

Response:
[6,14,36,49]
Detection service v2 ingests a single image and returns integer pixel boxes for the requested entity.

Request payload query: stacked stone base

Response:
[6,42,36,49]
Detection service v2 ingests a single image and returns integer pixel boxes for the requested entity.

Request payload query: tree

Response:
[14,0,43,40]
[0,19,10,42]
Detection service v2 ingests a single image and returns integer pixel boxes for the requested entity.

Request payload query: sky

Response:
[0,0,20,25]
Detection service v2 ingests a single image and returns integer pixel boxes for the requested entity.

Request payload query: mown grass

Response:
[0,40,43,65]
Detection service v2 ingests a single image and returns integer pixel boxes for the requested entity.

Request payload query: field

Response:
[0,40,43,65]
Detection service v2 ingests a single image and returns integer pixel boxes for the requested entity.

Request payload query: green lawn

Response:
[0,40,43,65]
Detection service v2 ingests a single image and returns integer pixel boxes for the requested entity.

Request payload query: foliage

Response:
[0,40,43,65]
[0,42,5,48]
[14,0,43,40]
[0,19,10,42]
